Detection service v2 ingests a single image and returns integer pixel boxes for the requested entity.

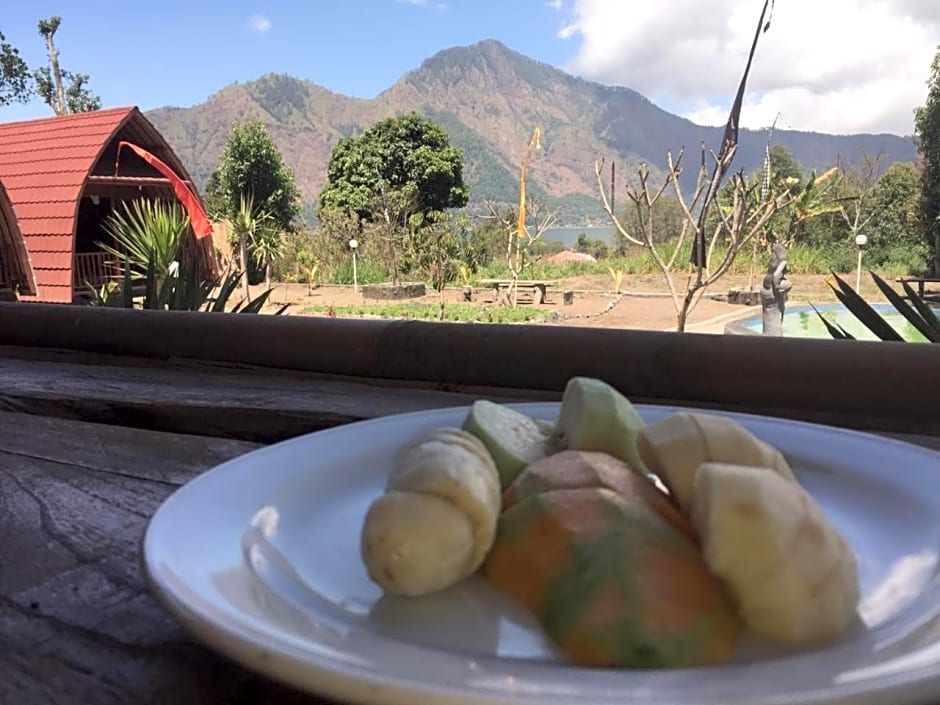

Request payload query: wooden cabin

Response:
[0,107,214,303]
[0,179,36,300]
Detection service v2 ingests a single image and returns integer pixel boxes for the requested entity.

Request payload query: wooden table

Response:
[1,302,938,704]
[479,278,557,305]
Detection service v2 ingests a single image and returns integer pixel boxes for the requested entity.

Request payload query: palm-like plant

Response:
[98,199,190,282]
[814,270,940,342]
[250,222,283,288]
[226,193,275,299]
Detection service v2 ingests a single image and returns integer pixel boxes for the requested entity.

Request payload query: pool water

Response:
[734,304,931,342]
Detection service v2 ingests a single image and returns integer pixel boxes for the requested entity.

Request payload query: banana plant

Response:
[814,270,940,342]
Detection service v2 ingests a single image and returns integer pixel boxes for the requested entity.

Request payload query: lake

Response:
[541,226,616,247]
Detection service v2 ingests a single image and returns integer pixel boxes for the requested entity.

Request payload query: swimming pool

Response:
[725,303,932,342]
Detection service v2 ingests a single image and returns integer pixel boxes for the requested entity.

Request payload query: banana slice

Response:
[361,426,501,596]
[637,411,795,513]
[690,462,860,646]
[388,427,501,569]
[361,492,475,596]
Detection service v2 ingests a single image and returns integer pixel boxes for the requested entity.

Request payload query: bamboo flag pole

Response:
[692,0,776,277]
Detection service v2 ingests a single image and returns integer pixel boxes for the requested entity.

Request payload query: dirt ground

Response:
[254,272,873,335]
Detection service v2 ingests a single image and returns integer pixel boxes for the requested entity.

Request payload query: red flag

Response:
[114,141,213,240]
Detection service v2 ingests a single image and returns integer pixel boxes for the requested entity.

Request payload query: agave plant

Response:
[813,270,940,342]
[87,252,287,314]
[98,198,191,282]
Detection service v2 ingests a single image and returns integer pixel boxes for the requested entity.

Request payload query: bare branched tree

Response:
[835,151,889,244]
[597,147,798,331]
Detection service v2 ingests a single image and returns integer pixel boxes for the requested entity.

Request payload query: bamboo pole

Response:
[1,302,937,436]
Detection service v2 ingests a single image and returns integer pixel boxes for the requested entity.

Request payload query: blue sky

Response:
[2,1,937,135]
[1,1,580,122]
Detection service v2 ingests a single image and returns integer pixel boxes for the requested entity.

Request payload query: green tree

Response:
[209,120,300,231]
[0,31,31,106]
[574,232,609,259]
[866,162,926,271]
[318,112,469,224]
[915,46,940,274]
[33,16,100,115]
[768,143,804,184]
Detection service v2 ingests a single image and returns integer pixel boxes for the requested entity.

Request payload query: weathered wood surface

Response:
[0,347,549,443]
[2,342,938,445]
[2,342,938,447]
[2,303,939,437]
[0,411,334,705]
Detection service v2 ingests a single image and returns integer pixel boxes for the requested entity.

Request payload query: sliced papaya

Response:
[484,486,740,668]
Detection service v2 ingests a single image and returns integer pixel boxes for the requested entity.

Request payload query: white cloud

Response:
[546,0,564,10]
[558,0,940,136]
[247,14,272,33]
[395,0,449,11]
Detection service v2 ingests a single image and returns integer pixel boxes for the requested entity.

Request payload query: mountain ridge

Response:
[146,39,918,226]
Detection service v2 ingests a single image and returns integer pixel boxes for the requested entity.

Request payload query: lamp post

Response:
[854,233,868,294]
[349,239,359,293]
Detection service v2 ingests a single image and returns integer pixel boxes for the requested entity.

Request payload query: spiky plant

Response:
[814,271,939,342]
[98,198,190,281]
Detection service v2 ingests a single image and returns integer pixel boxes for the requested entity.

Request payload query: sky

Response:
[2,0,938,136]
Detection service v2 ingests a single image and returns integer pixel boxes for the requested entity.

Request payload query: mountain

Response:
[146,39,919,226]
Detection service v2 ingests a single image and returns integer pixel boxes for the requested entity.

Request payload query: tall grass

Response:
[475,240,868,282]
[295,238,918,288]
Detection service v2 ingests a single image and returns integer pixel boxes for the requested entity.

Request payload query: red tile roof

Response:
[0,106,197,303]
[0,179,35,295]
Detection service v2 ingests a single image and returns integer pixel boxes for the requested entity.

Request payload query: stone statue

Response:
[761,242,791,336]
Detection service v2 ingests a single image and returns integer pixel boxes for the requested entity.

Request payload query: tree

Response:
[208,120,300,232]
[318,112,468,286]
[866,162,925,270]
[598,150,801,331]
[406,211,473,320]
[318,112,469,224]
[768,144,804,184]
[33,16,100,115]
[0,31,31,106]
[614,194,687,252]
[224,194,273,300]
[915,45,940,274]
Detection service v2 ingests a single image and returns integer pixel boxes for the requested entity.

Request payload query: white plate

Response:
[143,403,940,705]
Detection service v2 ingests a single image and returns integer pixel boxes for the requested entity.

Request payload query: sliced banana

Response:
[690,462,860,646]
[361,426,501,596]
[361,492,475,597]
[637,411,796,513]
[388,427,501,569]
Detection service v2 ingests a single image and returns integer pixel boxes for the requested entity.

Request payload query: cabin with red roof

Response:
[0,179,36,299]
[0,106,212,303]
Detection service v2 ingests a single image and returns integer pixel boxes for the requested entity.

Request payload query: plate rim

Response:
[143,402,940,705]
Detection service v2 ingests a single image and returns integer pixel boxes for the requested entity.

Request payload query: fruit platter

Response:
[360,377,860,668]
[143,377,940,705]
